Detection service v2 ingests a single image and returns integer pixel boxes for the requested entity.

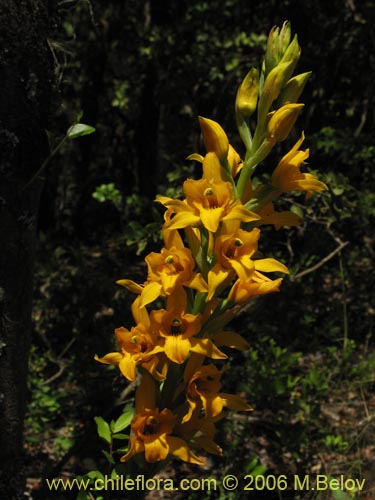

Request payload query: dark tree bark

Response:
[0,1,54,497]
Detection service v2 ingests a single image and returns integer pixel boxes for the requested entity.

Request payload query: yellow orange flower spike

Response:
[96,22,329,469]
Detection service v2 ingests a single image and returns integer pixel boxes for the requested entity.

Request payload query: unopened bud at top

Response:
[265,21,294,75]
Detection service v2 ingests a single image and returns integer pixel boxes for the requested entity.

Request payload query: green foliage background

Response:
[27,1,375,498]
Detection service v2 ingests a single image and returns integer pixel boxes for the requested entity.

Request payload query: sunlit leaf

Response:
[67,123,96,139]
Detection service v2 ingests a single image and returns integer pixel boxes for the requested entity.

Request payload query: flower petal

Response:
[119,356,137,381]
[116,279,143,294]
[167,436,206,465]
[120,437,144,462]
[199,206,225,233]
[190,338,227,359]
[140,282,163,307]
[144,434,169,462]
[165,211,201,230]
[219,393,253,412]
[213,331,249,350]
[95,352,123,365]
[164,336,191,364]
[254,257,289,274]
[207,265,231,300]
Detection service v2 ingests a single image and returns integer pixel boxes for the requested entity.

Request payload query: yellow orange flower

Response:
[95,323,164,382]
[176,412,223,456]
[228,276,283,304]
[257,202,301,229]
[117,246,207,307]
[271,133,328,193]
[150,288,227,364]
[187,144,243,179]
[207,228,288,299]
[183,364,252,422]
[158,154,259,234]
[95,298,165,381]
[122,374,204,465]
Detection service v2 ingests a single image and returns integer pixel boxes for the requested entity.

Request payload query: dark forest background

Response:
[1,0,375,499]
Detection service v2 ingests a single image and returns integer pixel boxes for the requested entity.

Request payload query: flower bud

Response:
[265,21,293,75]
[278,34,300,79]
[260,28,301,123]
[235,68,259,121]
[265,25,280,75]
[267,103,304,143]
[257,61,295,125]
[278,72,311,106]
[278,21,292,57]
[198,116,229,163]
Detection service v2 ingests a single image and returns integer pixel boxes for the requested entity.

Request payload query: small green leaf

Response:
[94,416,111,444]
[245,456,258,473]
[110,420,116,432]
[115,446,129,453]
[113,408,134,433]
[290,205,304,217]
[87,470,104,481]
[111,469,120,480]
[249,465,267,476]
[67,123,96,139]
[112,433,129,440]
[331,489,348,500]
[102,450,115,464]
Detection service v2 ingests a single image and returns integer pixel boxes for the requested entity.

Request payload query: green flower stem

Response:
[192,291,208,315]
[160,363,183,409]
[244,184,280,213]
[22,135,68,191]
[236,115,252,152]
[237,123,271,201]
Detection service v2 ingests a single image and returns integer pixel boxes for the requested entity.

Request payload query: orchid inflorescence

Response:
[96,22,327,467]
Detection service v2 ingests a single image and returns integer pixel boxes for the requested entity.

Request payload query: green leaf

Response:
[67,123,96,139]
[249,465,267,476]
[111,469,120,480]
[115,446,129,453]
[102,450,115,464]
[94,416,111,444]
[290,204,304,217]
[112,433,129,440]
[331,488,348,500]
[113,407,134,433]
[87,470,104,481]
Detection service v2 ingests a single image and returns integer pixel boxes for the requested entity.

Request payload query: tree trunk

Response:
[0,1,53,497]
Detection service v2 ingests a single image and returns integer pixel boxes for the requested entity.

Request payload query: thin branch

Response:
[42,363,66,386]
[291,241,349,281]
[115,378,139,406]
